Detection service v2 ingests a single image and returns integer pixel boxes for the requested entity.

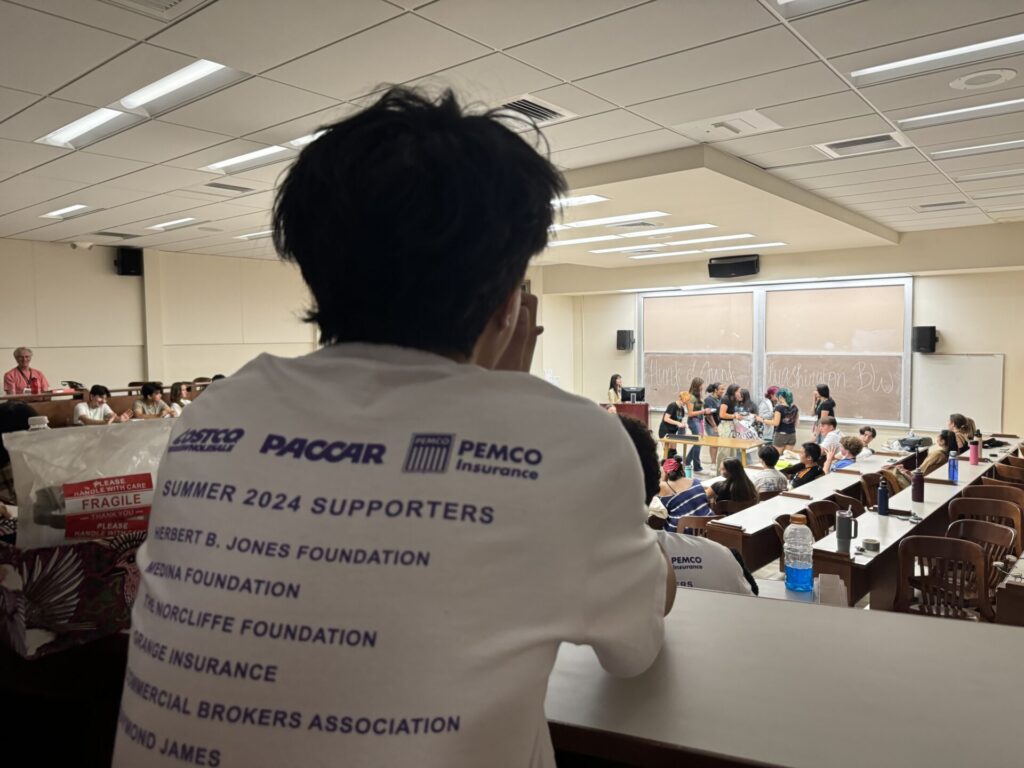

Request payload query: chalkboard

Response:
[911,354,1003,432]
[765,354,902,422]
[644,353,753,408]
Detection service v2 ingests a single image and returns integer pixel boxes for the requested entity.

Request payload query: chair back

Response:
[1005,455,1024,469]
[772,514,792,546]
[895,536,994,621]
[805,500,839,540]
[715,498,756,515]
[947,519,1016,593]
[881,468,910,493]
[832,493,865,517]
[982,476,1024,489]
[676,515,726,537]
[963,483,1024,511]
[861,473,882,507]
[995,464,1024,483]
[949,497,1022,554]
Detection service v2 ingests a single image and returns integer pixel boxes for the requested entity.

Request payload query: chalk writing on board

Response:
[765,355,902,421]
[643,354,753,407]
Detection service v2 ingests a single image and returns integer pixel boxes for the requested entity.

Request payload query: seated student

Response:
[73,385,131,425]
[859,426,877,456]
[783,443,826,488]
[900,429,958,477]
[754,445,789,494]
[168,382,191,417]
[948,413,972,451]
[658,457,713,533]
[132,382,172,419]
[818,416,843,453]
[824,435,863,472]
[707,458,759,507]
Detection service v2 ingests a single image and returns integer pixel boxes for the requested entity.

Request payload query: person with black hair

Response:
[1,401,37,518]
[617,414,661,508]
[658,456,713,532]
[703,381,725,468]
[785,442,826,488]
[608,373,623,404]
[708,458,759,506]
[859,425,878,456]
[116,86,673,768]
[131,382,171,419]
[813,383,836,443]
[72,384,130,425]
[754,445,789,494]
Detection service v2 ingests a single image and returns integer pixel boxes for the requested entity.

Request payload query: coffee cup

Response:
[862,538,880,553]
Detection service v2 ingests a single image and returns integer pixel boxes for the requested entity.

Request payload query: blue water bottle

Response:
[877,477,889,516]
[948,451,959,483]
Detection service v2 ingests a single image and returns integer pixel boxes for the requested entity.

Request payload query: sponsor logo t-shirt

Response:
[658,531,754,595]
[113,344,667,768]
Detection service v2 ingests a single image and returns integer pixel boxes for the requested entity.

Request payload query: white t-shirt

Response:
[658,530,754,596]
[170,399,191,417]
[114,344,667,768]
[72,401,114,425]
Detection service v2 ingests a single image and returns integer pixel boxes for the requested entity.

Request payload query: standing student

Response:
[684,377,711,473]
[3,347,50,395]
[114,86,673,768]
[758,386,778,442]
[760,387,799,449]
[813,384,836,443]
[659,390,691,440]
[717,384,742,467]
[704,382,724,467]
[607,374,623,405]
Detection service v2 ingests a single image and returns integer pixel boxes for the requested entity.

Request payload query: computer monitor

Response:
[621,386,645,404]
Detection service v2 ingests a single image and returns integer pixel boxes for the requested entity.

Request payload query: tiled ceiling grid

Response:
[1,0,1023,260]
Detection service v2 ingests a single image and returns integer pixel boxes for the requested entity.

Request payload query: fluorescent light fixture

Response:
[148,217,197,230]
[121,59,226,109]
[628,250,703,260]
[289,129,327,148]
[546,234,621,247]
[898,97,1024,125]
[552,194,608,208]
[549,223,571,232]
[620,223,716,238]
[590,243,670,254]
[203,145,289,171]
[235,230,274,240]
[36,108,122,148]
[931,138,1024,158]
[703,242,785,252]
[41,204,88,219]
[954,167,1024,182]
[851,33,1024,80]
[664,233,755,246]
[565,211,669,228]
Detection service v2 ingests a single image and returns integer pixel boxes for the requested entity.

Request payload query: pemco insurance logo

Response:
[168,427,245,454]
[403,434,454,474]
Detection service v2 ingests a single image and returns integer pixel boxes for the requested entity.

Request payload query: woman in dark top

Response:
[658,390,689,439]
[708,458,758,507]
[716,384,742,467]
[684,377,712,473]
[704,382,724,467]
[760,387,799,448]
[813,384,836,443]
[785,442,825,488]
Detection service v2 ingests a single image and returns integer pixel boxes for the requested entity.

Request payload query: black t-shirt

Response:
[815,398,836,420]
[659,401,686,438]
[791,464,824,488]
[704,395,721,425]
[775,404,799,434]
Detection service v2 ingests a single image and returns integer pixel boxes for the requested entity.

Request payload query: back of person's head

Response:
[141,382,160,399]
[662,456,685,483]
[274,86,566,358]
[939,429,959,452]
[617,415,660,505]
[965,417,978,435]
[721,458,757,501]
[776,387,794,407]
[803,442,823,464]
[707,382,721,395]
[678,390,691,404]
[859,425,877,439]
[0,401,38,466]
[689,377,704,399]
[840,435,863,457]
[816,384,830,398]
[89,384,110,398]
[949,413,969,431]
[765,385,779,400]
[820,416,838,430]
[758,445,780,468]
[211,374,226,381]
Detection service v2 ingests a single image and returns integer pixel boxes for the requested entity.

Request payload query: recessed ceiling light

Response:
[41,204,89,219]
[546,234,621,247]
[898,97,1024,126]
[552,194,608,208]
[235,230,274,240]
[628,250,703,260]
[703,242,786,252]
[289,130,327,148]
[620,223,716,238]
[590,243,669,254]
[851,33,1024,84]
[121,59,226,109]
[954,167,1024,182]
[664,233,755,246]
[549,223,571,232]
[36,108,123,148]
[565,211,669,228]
[203,145,289,171]
[148,217,197,230]
[950,68,1017,91]
[931,138,1024,158]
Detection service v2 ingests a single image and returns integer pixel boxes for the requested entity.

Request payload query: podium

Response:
[610,402,649,426]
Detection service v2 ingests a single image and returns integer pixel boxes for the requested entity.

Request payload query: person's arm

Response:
[38,371,51,391]
[685,400,707,419]
[494,292,542,372]
[719,402,733,421]
[2,371,14,395]
[662,406,685,429]
[132,401,161,419]
[823,444,838,473]
[77,414,111,425]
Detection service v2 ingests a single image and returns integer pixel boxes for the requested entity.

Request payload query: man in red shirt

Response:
[3,347,50,395]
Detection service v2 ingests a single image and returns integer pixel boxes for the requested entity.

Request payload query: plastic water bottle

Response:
[948,451,959,483]
[784,513,814,592]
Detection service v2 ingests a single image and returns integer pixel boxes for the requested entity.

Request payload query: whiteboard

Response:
[911,354,1003,432]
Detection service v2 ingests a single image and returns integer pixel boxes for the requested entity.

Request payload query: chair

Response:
[773,514,792,573]
[995,464,1024,483]
[715,498,756,515]
[805,500,839,541]
[947,519,1016,595]
[948,498,1022,556]
[675,515,725,537]
[894,536,994,621]
[963,483,1024,511]
[881,468,910,493]
[982,476,1024,490]
[861,473,882,508]
[833,493,865,517]
[193,376,212,384]
[1005,455,1024,469]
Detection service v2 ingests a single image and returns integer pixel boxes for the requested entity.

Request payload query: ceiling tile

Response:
[958,174,1024,192]
[265,14,490,100]
[0,2,133,95]
[797,162,940,190]
[410,53,559,106]
[758,91,872,131]
[162,138,286,171]
[88,120,231,163]
[107,165,220,194]
[420,0,644,49]
[509,0,775,82]
[231,159,296,185]
[933,146,1024,173]
[0,98,97,142]
[744,145,832,169]
[529,84,616,119]
[551,129,695,169]
[575,26,816,106]
[159,77,338,136]
[0,138,68,181]
[714,115,893,157]
[539,110,661,152]
[0,86,38,121]
[834,184,963,207]
[150,0,400,73]
[0,174,86,212]
[18,151,147,185]
[52,44,198,109]
[814,173,950,199]
[243,102,361,145]
[771,147,925,180]
[21,0,167,39]
[631,63,846,127]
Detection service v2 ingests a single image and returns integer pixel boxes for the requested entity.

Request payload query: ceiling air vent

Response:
[205,182,256,193]
[606,221,660,230]
[100,0,212,21]
[499,95,576,127]
[93,231,138,239]
[813,132,912,159]
[911,200,973,213]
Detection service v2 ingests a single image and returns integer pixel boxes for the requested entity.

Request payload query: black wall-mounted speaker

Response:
[115,247,143,276]
[912,325,937,353]
[708,253,760,279]
[616,330,635,351]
